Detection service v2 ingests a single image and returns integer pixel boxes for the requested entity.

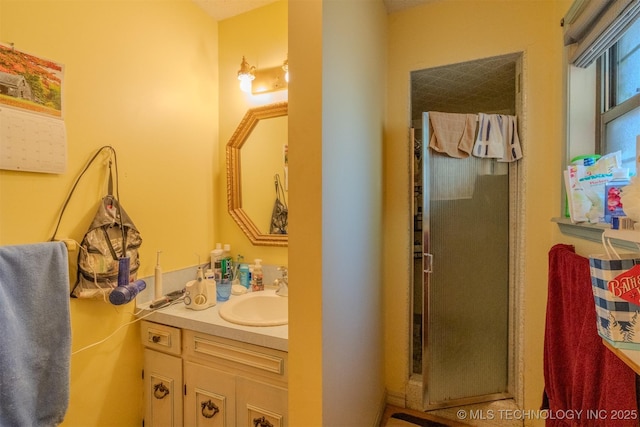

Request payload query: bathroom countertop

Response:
[136,294,288,352]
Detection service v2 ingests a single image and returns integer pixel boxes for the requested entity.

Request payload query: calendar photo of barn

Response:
[0,44,63,118]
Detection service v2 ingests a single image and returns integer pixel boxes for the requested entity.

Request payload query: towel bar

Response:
[54,239,79,290]
[58,239,78,252]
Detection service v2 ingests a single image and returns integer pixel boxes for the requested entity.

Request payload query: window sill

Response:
[552,217,640,251]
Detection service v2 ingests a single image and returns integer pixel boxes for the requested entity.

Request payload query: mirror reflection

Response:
[241,115,288,233]
[226,102,288,246]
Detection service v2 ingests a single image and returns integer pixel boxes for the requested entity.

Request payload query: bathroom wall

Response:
[0,1,218,425]
[217,1,288,267]
[385,0,570,423]
[288,0,387,425]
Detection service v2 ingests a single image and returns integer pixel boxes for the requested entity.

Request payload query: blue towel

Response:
[0,242,71,426]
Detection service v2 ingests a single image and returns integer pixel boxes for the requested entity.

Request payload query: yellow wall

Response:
[0,1,218,425]
[288,0,388,424]
[1,0,594,426]
[288,0,325,423]
[217,1,288,267]
[385,1,571,423]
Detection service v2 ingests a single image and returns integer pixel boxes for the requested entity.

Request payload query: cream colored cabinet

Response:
[142,321,183,427]
[141,320,288,427]
[236,377,287,427]
[184,361,236,426]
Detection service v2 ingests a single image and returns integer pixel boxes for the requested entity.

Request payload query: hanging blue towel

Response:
[0,242,71,426]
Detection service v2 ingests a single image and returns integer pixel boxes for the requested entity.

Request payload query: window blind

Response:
[563,0,640,67]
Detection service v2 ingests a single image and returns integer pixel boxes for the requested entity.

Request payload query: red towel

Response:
[543,244,638,427]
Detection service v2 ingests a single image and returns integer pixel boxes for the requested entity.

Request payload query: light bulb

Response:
[238,75,252,93]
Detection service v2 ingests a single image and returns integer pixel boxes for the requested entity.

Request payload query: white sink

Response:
[218,289,288,326]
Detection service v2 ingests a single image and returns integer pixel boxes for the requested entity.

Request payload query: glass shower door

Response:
[422,112,510,408]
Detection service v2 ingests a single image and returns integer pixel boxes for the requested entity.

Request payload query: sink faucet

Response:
[274,266,288,296]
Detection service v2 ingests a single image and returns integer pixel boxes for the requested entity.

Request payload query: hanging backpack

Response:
[50,146,142,299]
[270,174,288,235]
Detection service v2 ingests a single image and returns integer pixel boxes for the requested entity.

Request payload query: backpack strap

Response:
[275,174,287,208]
[50,146,118,242]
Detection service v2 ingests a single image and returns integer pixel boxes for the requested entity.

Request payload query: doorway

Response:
[408,53,525,421]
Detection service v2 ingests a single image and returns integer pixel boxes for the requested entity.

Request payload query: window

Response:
[599,17,640,176]
[557,2,640,241]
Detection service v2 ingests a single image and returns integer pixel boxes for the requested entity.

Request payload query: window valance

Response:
[563,0,640,67]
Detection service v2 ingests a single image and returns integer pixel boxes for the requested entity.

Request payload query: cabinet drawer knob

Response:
[151,335,161,343]
[153,382,170,399]
[201,399,219,418]
[253,416,274,427]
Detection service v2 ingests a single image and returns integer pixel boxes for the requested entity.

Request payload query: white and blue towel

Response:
[0,242,71,426]
[473,113,523,162]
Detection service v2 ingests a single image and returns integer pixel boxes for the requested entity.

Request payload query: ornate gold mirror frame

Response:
[226,102,288,247]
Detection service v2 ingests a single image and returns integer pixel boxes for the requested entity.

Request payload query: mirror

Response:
[226,102,288,246]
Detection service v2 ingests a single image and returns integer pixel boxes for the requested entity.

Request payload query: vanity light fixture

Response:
[237,55,289,94]
[237,56,255,93]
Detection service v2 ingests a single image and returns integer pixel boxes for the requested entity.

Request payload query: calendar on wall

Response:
[0,43,66,174]
[0,107,67,173]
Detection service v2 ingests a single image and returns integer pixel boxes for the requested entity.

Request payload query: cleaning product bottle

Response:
[253,259,264,291]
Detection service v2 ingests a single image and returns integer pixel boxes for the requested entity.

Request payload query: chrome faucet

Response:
[274,266,288,296]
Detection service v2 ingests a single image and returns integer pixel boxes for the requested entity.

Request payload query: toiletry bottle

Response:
[605,167,630,223]
[205,268,215,282]
[211,243,224,282]
[239,264,250,289]
[253,259,264,291]
[222,244,233,280]
[249,264,255,291]
[203,268,216,307]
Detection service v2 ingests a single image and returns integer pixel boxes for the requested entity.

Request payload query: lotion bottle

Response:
[253,259,264,291]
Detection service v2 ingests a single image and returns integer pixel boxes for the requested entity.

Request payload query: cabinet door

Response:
[236,378,287,427]
[144,349,183,427]
[184,361,236,427]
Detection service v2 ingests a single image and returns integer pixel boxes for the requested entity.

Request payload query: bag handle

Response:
[274,174,287,208]
[601,230,628,260]
[50,146,120,242]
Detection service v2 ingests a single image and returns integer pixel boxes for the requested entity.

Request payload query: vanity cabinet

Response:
[141,320,288,427]
[143,349,183,427]
[142,321,183,427]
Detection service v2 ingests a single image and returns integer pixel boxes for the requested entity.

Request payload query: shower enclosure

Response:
[410,53,524,411]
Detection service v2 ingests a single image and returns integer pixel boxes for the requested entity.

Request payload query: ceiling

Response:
[194,0,516,121]
[192,0,436,21]
[411,53,519,121]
